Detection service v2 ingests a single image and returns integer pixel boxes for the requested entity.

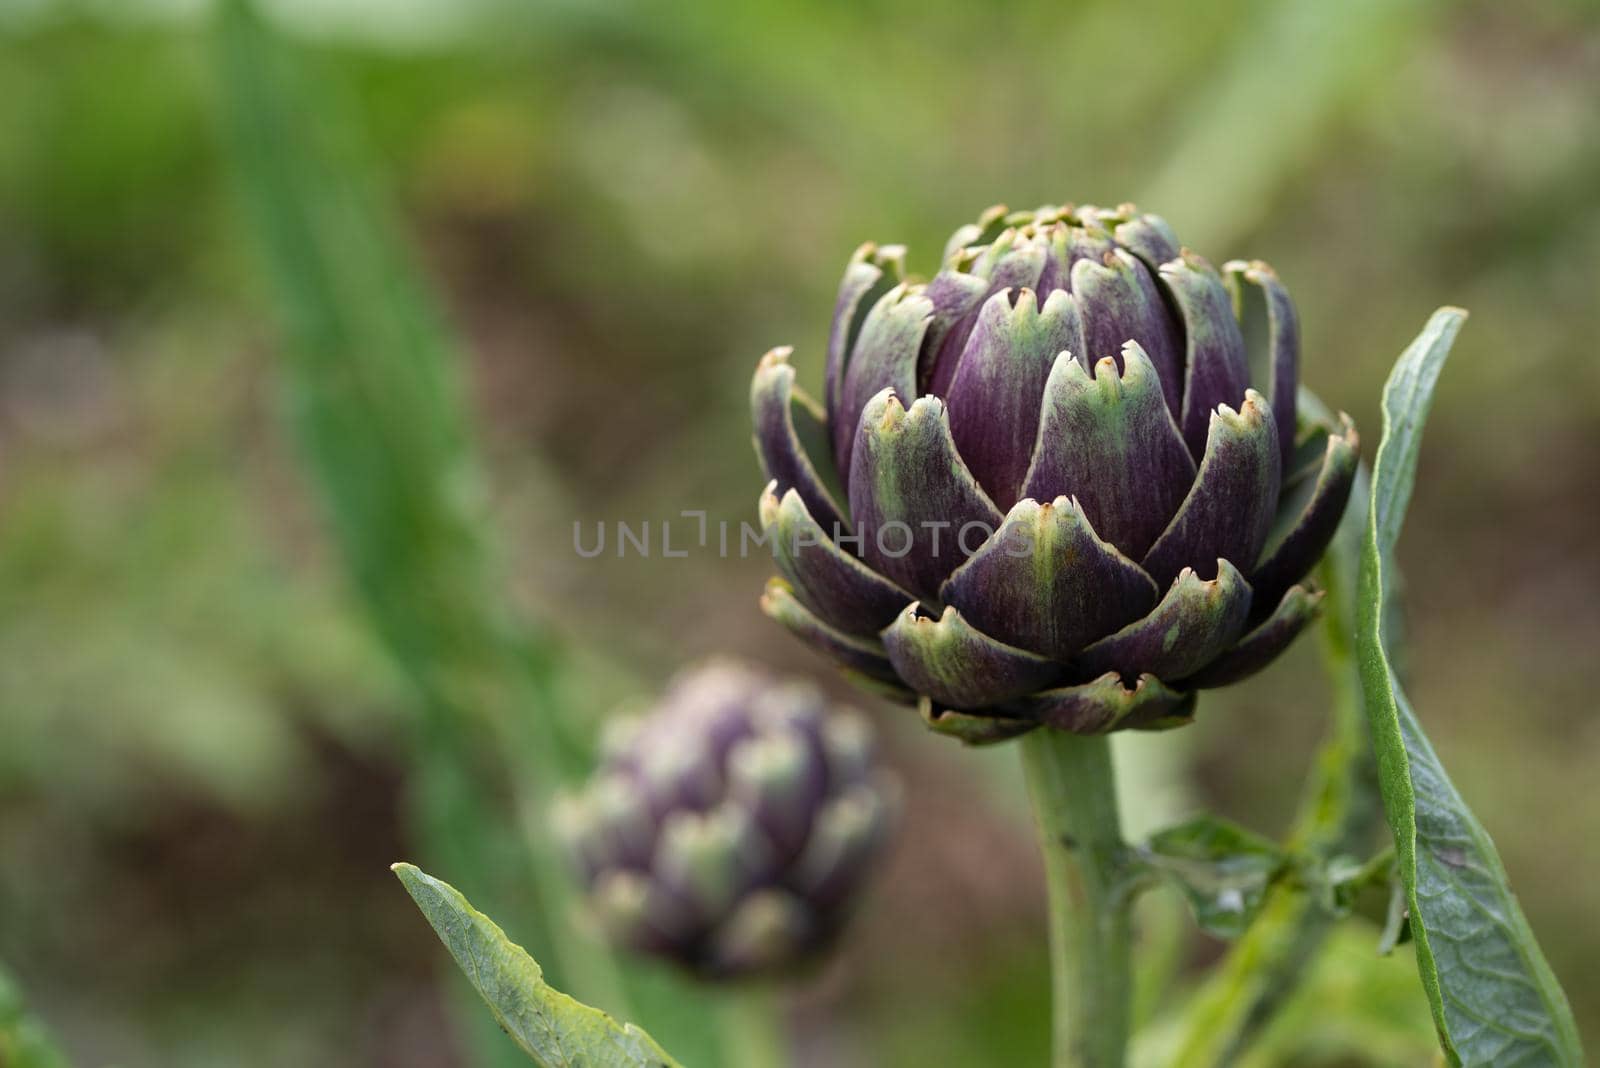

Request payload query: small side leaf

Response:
[1141,816,1287,939]
[1357,308,1583,1066]
[1309,849,1395,921]
[393,864,682,1068]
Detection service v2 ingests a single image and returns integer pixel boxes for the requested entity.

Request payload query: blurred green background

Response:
[1,0,1596,1064]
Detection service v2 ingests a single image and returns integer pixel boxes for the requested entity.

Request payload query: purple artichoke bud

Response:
[554,660,899,979]
[751,204,1359,743]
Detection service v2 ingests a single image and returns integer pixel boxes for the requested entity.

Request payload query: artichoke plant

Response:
[752,203,1358,742]
[554,660,899,979]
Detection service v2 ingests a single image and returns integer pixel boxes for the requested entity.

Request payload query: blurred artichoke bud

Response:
[752,203,1358,743]
[555,660,899,979]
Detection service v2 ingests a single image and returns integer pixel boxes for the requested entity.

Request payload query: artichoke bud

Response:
[752,202,1360,743]
[560,660,899,979]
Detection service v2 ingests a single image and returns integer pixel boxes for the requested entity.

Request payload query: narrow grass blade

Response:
[211,6,734,1064]
[1141,0,1435,251]
[212,3,616,1062]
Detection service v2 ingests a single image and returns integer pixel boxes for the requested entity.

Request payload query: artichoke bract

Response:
[751,203,1358,743]
[554,660,899,979]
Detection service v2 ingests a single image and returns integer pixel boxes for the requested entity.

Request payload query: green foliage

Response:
[1138,923,1442,1068]
[1139,816,1286,940]
[4,0,1599,1062]
[1141,0,1437,251]
[1232,925,1442,1068]
[211,7,736,1066]
[1357,308,1583,1065]
[212,5,604,1065]
[214,0,528,717]
[1157,459,1391,1066]
[0,439,388,811]
[0,964,70,1068]
[393,865,682,1068]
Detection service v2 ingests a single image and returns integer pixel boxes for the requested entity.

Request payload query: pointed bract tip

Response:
[755,346,795,373]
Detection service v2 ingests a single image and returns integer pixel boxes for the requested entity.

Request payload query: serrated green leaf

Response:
[1141,815,1287,939]
[394,864,683,1068]
[1357,308,1583,1066]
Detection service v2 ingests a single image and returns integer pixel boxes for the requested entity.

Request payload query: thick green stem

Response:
[1021,730,1135,1068]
